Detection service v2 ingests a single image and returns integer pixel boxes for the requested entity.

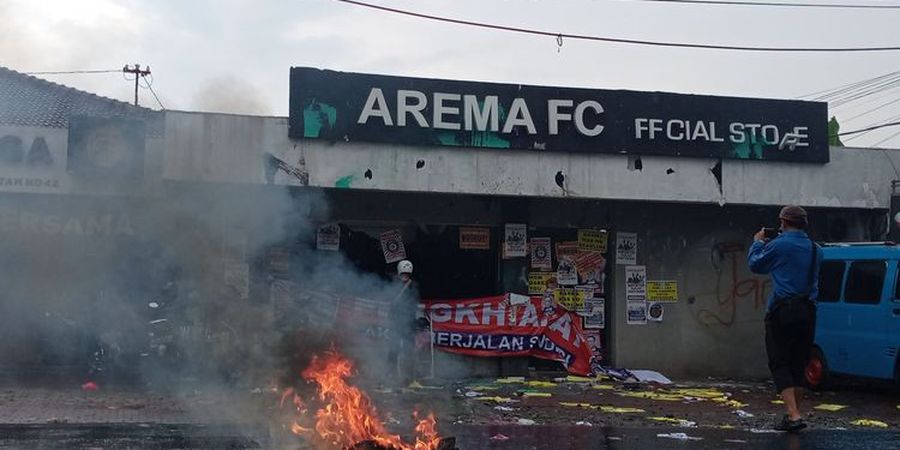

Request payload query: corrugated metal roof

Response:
[0,65,155,128]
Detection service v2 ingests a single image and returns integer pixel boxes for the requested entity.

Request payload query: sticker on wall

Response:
[380,229,407,263]
[528,272,555,294]
[557,255,578,286]
[504,223,527,257]
[647,280,679,302]
[578,229,608,253]
[625,265,647,299]
[616,232,637,265]
[459,227,491,250]
[531,237,552,270]
[648,302,664,322]
[627,299,648,325]
[582,298,605,330]
[316,223,341,251]
[576,285,597,313]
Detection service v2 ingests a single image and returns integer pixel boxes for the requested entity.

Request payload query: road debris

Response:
[475,396,516,403]
[599,406,645,413]
[850,419,889,428]
[559,402,594,408]
[497,377,525,384]
[648,417,696,427]
[521,392,552,398]
[516,418,536,425]
[575,421,593,426]
[493,406,516,412]
[813,404,848,412]
[656,432,702,441]
[733,410,754,418]
[490,433,510,441]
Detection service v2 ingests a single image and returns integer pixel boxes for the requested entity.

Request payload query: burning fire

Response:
[285,351,441,450]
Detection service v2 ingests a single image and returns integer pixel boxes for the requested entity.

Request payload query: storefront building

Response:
[2,65,896,381]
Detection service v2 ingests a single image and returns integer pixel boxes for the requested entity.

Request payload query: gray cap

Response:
[779,205,808,225]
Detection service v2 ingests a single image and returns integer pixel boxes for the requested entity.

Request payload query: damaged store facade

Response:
[1,65,895,382]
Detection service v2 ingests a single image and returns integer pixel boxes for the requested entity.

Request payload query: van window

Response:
[844,261,886,305]
[817,261,845,302]
[894,264,900,302]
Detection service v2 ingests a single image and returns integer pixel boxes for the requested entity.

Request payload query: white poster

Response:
[530,237,552,270]
[380,229,407,263]
[627,299,648,325]
[316,223,341,251]
[557,255,578,286]
[504,223,527,257]
[625,265,647,298]
[616,232,637,265]
[582,298,605,329]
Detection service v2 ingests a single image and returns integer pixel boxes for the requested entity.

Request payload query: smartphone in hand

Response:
[763,228,780,240]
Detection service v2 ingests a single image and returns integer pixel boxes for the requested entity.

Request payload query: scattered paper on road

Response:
[476,396,516,403]
[600,406,645,413]
[630,370,673,384]
[814,404,848,412]
[525,381,557,388]
[657,432,702,441]
[497,377,526,384]
[851,419,888,428]
[522,392,552,398]
[559,402,595,408]
[592,384,615,390]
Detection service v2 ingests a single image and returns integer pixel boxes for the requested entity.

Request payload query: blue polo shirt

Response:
[747,230,822,312]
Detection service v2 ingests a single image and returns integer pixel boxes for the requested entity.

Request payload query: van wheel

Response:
[805,347,829,390]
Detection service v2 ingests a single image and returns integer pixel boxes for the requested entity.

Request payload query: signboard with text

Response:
[289,67,829,163]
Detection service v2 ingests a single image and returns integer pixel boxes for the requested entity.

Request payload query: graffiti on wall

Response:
[692,242,771,327]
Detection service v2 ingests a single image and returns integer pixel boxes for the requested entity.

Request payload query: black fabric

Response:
[765,302,817,391]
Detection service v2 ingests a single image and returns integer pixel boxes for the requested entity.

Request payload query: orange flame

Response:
[287,351,440,450]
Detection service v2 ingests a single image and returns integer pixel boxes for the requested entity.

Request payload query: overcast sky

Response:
[3,0,900,147]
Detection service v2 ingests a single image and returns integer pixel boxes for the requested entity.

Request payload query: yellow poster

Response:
[578,229,608,253]
[528,272,554,294]
[554,287,588,311]
[647,280,679,302]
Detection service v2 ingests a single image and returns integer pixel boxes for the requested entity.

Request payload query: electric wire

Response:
[334,0,900,52]
[837,120,900,136]
[24,69,122,75]
[139,74,165,110]
[628,0,900,9]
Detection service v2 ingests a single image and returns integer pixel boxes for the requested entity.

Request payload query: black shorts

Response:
[764,303,816,392]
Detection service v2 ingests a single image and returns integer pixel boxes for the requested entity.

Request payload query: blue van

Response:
[806,243,900,388]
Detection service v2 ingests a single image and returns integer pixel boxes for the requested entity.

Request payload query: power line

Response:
[24,69,122,75]
[335,0,900,52]
[838,120,900,136]
[804,71,900,100]
[629,0,900,9]
[139,74,165,110]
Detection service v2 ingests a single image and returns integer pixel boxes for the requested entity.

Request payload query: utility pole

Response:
[122,64,151,106]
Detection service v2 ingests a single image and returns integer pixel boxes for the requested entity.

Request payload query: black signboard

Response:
[289,67,829,163]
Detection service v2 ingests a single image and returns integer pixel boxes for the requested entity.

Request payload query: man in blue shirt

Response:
[748,205,822,432]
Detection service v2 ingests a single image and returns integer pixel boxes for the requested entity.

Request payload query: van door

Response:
[842,260,891,379]
[815,260,849,374]
[888,261,900,380]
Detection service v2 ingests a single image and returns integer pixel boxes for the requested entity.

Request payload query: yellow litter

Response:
[715,425,736,430]
[560,402,595,408]
[407,381,442,390]
[723,400,748,409]
[649,417,684,424]
[476,396,515,403]
[771,400,785,405]
[617,391,685,402]
[599,406,645,413]
[592,384,616,390]
[526,381,558,388]
[666,389,727,399]
[851,419,889,428]
[566,376,595,383]
[497,377,526,384]
[468,385,499,391]
[522,392,553,398]
[814,404,848,412]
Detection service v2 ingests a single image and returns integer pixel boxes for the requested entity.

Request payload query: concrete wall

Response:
[162,111,899,209]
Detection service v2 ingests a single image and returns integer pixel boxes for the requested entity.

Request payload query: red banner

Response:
[423,294,594,376]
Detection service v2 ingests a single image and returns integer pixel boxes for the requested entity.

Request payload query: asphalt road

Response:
[1,424,898,450]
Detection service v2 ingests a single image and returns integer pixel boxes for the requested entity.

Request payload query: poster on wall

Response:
[582,298,605,329]
[316,223,341,251]
[556,241,579,261]
[530,237,552,270]
[625,265,647,299]
[504,223,527,257]
[648,302,664,322]
[380,229,407,263]
[627,299,648,325]
[616,232,637,265]
[647,280,679,302]
[459,227,490,250]
[554,287,587,312]
[528,272,555,294]
[557,256,578,286]
[578,229,608,253]
[581,268,605,295]
[574,251,606,278]
[583,329,603,362]
[575,285,596,312]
